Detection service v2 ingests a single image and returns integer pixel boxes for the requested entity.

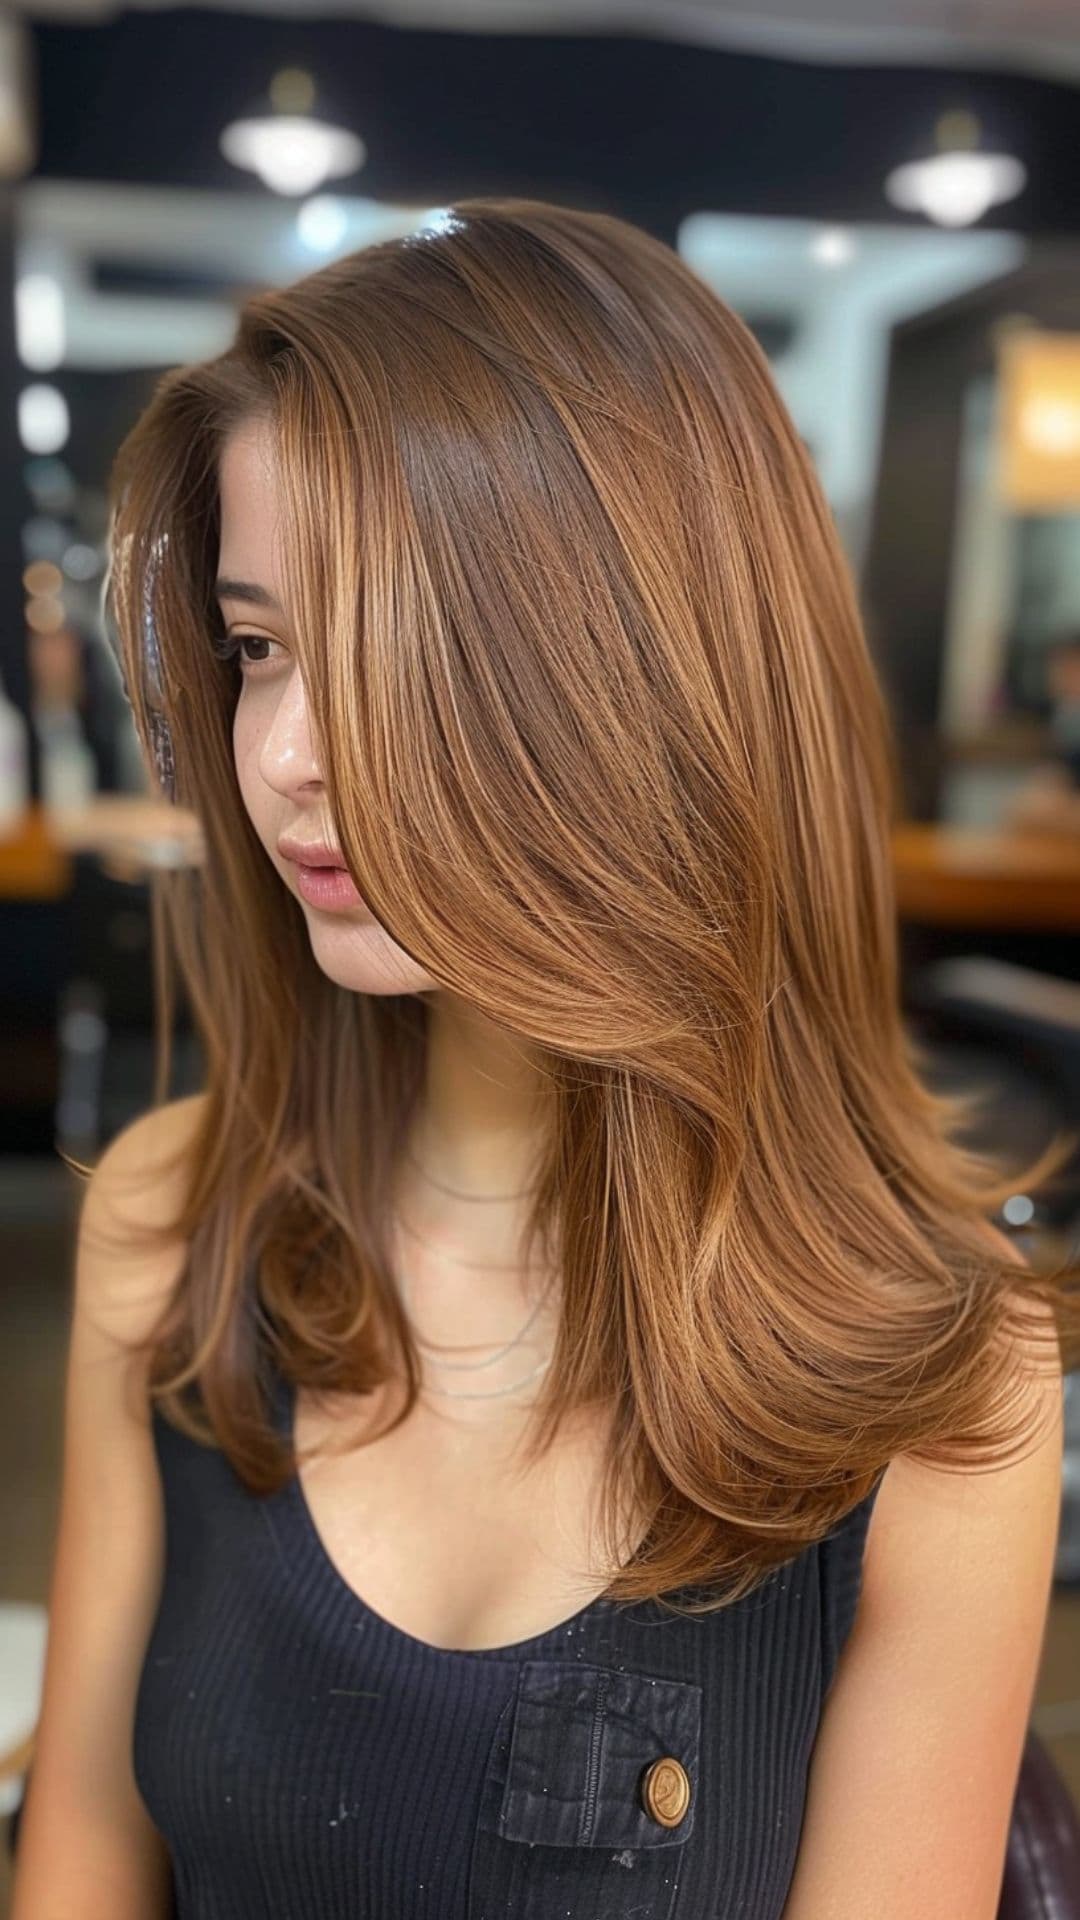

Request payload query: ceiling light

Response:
[221,68,365,198]
[885,109,1025,228]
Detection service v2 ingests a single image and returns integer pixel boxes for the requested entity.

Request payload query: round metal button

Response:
[640,1755,692,1828]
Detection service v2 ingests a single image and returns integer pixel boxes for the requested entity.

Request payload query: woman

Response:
[13,197,1077,1920]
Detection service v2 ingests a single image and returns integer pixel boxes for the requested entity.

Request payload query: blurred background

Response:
[3,0,1080,1904]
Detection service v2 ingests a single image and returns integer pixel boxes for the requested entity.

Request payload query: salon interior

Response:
[2,1,1080,1909]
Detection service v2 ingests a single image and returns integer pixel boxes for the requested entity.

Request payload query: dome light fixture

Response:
[221,68,365,198]
[885,109,1025,228]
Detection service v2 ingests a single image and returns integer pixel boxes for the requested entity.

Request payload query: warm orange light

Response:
[23,560,62,596]
[997,330,1080,509]
[26,596,66,633]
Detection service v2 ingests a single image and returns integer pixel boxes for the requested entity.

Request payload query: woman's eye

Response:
[213,631,282,673]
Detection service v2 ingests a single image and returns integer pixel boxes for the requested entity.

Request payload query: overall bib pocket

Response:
[468,1659,703,1920]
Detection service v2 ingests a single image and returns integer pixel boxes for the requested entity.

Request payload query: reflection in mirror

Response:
[942,338,1080,833]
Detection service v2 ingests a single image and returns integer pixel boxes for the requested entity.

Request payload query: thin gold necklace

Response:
[398,1146,557,1399]
[419,1353,553,1399]
[395,1237,558,1368]
[402,1142,541,1202]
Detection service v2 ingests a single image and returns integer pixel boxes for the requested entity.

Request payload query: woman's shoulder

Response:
[82,1091,209,1239]
[75,1092,209,1349]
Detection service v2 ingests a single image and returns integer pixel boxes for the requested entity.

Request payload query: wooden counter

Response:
[3,802,1079,932]
[891,822,1080,931]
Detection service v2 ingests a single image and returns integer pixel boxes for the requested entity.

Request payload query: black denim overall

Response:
[133,1366,881,1920]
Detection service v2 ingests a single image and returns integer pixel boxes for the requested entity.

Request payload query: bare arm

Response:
[781,1286,1064,1920]
[10,1097,206,1920]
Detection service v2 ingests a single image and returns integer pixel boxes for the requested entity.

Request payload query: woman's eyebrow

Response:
[215,577,283,611]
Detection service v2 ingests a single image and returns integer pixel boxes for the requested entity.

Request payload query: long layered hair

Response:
[90,196,1078,1611]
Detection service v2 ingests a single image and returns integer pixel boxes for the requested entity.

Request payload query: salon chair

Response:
[904,955,1080,1234]
[999,1729,1080,1916]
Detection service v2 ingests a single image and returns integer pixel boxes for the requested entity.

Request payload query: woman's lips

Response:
[292,860,367,913]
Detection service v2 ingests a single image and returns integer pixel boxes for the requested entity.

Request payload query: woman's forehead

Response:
[217,428,293,605]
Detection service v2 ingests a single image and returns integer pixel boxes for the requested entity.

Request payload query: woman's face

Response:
[218,418,438,997]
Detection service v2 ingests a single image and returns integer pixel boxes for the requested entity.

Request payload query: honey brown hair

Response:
[87,196,1078,1611]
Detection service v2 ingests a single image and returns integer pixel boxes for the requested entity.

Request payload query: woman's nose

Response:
[258,666,323,798]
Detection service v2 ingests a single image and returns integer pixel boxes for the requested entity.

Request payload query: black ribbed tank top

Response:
[133,1361,883,1920]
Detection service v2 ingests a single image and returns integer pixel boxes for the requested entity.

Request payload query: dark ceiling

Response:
[28,11,1080,239]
